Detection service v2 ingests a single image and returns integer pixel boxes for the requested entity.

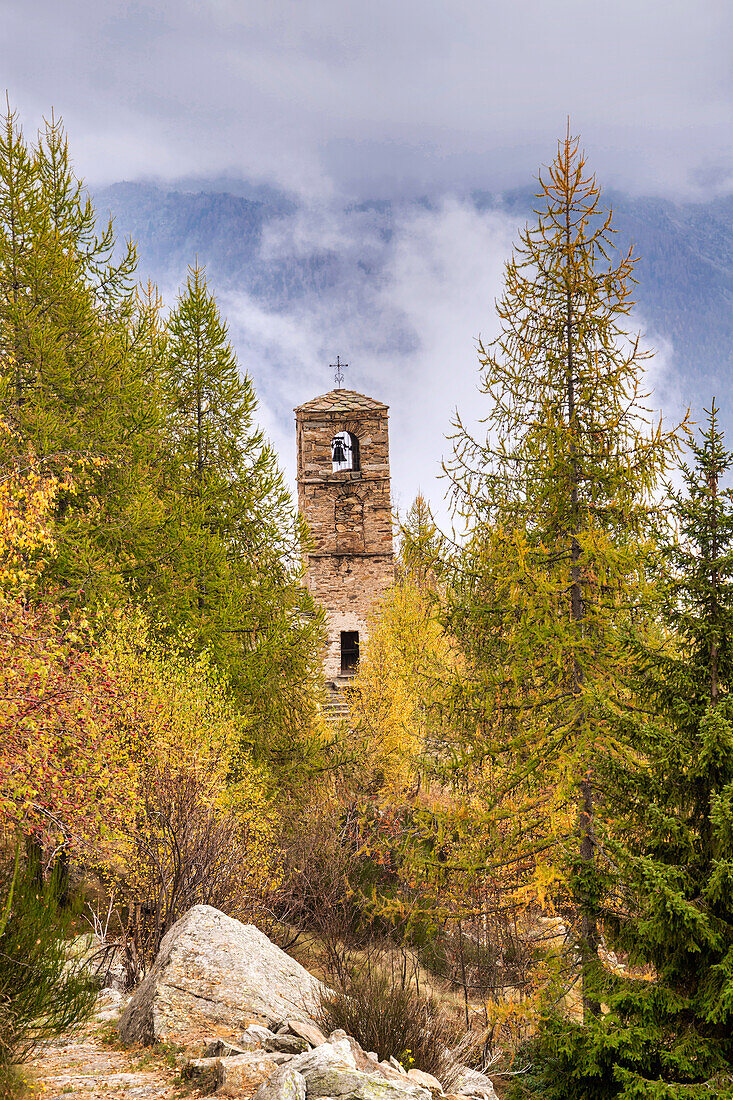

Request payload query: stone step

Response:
[322,692,352,722]
[322,705,350,720]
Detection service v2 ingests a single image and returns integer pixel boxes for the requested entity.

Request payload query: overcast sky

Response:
[3,0,732,200]
[2,1,729,520]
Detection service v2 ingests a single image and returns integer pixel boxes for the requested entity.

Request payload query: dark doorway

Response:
[340,630,360,673]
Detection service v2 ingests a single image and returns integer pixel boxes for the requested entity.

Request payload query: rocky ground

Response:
[23,906,499,1100]
[25,995,188,1100]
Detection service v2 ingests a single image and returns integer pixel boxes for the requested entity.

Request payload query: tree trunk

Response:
[564,148,599,1020]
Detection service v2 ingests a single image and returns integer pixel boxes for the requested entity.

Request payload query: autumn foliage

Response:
[0,445,141,856]
[3,103,733,1098]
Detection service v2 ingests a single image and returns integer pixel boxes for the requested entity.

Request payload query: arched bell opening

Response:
[331,431,360,473]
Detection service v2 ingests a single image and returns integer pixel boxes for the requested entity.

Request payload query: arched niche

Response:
[331,430,360,473]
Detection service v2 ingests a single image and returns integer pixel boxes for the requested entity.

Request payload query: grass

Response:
[316,965,464,1084]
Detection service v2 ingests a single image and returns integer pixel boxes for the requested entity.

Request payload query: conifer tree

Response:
[162,263,298,618]
[399,492,442,589]
[0,106,138,445]
[531,405,733,1098]
[0,106,165,607]
[444,131,680,1014]
[161,264,323,742]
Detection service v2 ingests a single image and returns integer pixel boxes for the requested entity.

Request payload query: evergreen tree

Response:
[0,106,166,607]
[0,106,138,447]
[443,131,679,1014]
[161,264,324,747]
[530,405,733,1098]
[162,263,295,577]
[399,493,442,589]
[0,107,323,759]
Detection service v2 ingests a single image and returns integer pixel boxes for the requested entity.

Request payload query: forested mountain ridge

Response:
[95,180,733,391]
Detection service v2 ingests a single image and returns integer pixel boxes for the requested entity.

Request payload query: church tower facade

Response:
[295,389,395,682]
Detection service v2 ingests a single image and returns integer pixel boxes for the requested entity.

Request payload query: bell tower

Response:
[295,388,395,683]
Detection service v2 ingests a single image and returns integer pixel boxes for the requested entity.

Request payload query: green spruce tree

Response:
[161,264,324,751]
[531,404,733,1098]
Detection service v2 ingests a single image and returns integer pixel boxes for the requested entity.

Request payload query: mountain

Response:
[92,180,733,510]
[96,181,733,387]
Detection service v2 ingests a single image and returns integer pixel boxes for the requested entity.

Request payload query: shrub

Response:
[316,964,463,1083]
[0,848,96,1096]
[118,753,273,978]
[98,622,280,982]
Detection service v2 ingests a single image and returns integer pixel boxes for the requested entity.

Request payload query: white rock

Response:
[283,1018,328,1047]
[455,1067,498,1100]
[242,1024,309,1054]
[242,1024,281,1048]
[201,1039,247,1058]
[377,1061,418,1084]
[304,1066,430,1100]
[118,905,324,1046]
[290,1038,358,1075]
[254,1066,307,1100]
[215,1053,281,1097]
[290,1041,430,1100]
[407,1069,444,1095]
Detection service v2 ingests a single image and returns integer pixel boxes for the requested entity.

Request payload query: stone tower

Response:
[295,388,395,683]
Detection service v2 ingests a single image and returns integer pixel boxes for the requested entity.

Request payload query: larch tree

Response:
[348,494,453,799]
[161,263,324,753]
[0,106,167,608]
[399,492,443,590]
[0,106,138,446]
[533,405,733,1098]
[443,131,680,1016]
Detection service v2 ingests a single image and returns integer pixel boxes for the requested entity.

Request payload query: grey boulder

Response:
[406,1069,444,1096]
[265,1033,310,1055]
[200,1039,247,1059]
[241,1024,310,1054]
[281,1019,328,1048]
[118,905,324,1046]
[183,1052,282,1095]
[454,1068,498,1100]
[254,1066,308,1100]
[215,1053,283,1097]
[242,1024,278,1048]
[289,1040,431,1100]
[289,1038,358,1075]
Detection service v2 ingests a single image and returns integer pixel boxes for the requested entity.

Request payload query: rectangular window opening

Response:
[340,630,360,674]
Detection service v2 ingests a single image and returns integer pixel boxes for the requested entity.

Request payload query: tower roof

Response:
[295,389,389,415]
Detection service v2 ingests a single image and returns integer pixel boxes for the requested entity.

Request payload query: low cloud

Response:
[219,198,518,520]
[4,0,732,201]
[217,197,684,528]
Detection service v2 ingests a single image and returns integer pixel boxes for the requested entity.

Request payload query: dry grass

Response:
[316,964,464,1084]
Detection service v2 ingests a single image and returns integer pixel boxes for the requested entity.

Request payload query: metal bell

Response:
[332,437,347,464]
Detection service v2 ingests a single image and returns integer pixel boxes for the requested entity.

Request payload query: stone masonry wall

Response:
[295,392,395,681]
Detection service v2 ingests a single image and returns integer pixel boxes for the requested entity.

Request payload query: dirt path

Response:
[24,994,191,1100]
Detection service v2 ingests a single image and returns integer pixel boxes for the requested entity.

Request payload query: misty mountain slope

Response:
[472,187,733,388]
[92,180,733,518]
[96,182,393,309]
[610,193,733,388]
[96,181,733,393]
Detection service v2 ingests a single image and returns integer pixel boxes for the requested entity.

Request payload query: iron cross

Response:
[331,355,347,389]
